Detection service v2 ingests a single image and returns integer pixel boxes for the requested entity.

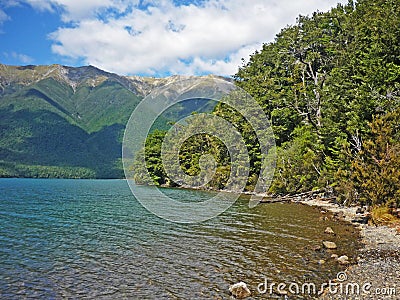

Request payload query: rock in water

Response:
[333,211,345,221]
[337,255,350,265]
[229,282,251,299]
[323,241,337,249]
[310,245,322,251]
[324,227,335,235]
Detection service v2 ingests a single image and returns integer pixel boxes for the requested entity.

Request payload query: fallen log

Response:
[260,197,292,203]
[260,189,332,204]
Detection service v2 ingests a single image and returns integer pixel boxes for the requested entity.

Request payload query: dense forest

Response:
[137,0,400,208]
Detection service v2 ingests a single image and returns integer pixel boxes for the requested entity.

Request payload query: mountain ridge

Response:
[0,63,222,178]
[0,63,227,96]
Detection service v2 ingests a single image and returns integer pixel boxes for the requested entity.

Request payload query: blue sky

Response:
[0,0,345,77]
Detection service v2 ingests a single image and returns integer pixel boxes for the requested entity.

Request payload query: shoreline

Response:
[296,197,400,299]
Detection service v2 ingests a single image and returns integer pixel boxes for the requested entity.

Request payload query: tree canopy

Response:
[135,0,400,207]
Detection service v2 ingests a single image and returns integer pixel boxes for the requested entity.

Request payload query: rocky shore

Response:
[299,197,400,300]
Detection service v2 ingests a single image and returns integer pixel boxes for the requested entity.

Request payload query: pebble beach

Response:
[301,198,400,300]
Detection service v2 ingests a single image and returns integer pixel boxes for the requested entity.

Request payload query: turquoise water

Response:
[0,179,359,299]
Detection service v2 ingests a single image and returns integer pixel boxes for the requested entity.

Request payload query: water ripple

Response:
[0,179,360,299]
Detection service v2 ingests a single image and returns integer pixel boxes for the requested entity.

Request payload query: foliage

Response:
[351,109,400,207]
[270,126,325,194]
[0,161,96,178]
[134,127,232,189]
[136,0,400,208]
[233,0,400,202]
[370,205,400,226]
[133,130,167,185]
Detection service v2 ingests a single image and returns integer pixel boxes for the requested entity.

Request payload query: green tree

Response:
[352,109,400,206]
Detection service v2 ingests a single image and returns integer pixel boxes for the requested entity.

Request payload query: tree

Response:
[352,109,400,206]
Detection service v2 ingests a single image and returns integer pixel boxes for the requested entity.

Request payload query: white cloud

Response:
[1,0,136,21]
[0,0,53,13]
[168,43,262,75]
[25,0,347,76]
[7,51,34,63]
[0,8,9,25]
[24,0,54,12]
[50,0,136,22]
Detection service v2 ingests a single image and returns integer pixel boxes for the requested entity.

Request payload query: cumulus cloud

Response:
[5,51,34,63]
[49,2,271,75]
[21,0,346,76]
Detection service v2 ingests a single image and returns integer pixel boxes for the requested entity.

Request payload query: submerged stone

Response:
[229,282,251,299]
[323,241,337,249]
[337,255,350,264]
[325,227,335,234]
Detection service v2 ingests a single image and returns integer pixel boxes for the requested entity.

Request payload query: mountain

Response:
[0,63,219,178]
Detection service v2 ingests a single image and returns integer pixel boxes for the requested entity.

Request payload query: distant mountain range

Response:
[0,63,220,178]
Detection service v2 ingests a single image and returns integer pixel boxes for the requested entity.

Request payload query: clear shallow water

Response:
[0,179,360,299]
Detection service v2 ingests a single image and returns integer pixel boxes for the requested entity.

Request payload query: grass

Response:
[370,205,400,226]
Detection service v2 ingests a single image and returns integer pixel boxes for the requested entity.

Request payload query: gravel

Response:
[301,199,400,300]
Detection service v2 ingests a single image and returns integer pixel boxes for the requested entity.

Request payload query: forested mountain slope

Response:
[0,64,217,178]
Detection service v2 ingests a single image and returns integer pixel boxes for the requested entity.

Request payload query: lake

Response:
[0,178,360,299]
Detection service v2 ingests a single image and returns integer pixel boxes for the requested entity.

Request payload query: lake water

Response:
[0,179,360,299]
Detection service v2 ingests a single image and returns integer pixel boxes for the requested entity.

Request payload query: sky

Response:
[0,0,346,77]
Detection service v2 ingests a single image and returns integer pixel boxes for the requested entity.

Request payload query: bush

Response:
[370,205,400,226]
[352,109,400,207]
